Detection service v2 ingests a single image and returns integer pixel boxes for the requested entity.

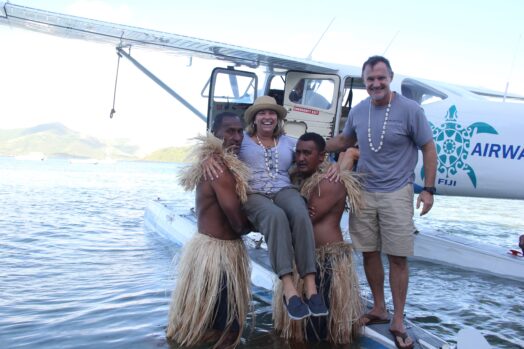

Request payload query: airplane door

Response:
[283,71,341,138]
[207,67,258,131]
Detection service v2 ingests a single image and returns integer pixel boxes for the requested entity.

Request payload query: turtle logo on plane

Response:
[429,105,497,188]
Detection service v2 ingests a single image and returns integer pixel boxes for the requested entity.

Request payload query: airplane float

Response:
[2,2,522,347]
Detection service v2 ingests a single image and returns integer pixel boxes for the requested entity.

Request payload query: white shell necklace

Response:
[255,133,279,180]
[367,92,392,153]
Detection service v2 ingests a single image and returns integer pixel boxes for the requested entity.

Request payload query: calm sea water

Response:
[0,158,522,349]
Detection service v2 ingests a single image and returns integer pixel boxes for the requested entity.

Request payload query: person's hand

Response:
[324,163,340,182]
[202,155,223,181]
[416,191,434,216]
[308,205,316,218]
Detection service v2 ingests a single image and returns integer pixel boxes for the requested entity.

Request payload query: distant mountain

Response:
[0,123,139,159]
[142,146,191,163]
[21,122,70,136]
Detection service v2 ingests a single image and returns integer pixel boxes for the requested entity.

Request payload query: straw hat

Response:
[244,96,287,125]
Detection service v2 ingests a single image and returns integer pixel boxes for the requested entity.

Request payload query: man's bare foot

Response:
[359,313,390,326]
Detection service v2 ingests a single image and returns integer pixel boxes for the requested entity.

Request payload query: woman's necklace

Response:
[255,134,279,180]
[367,92,392,153]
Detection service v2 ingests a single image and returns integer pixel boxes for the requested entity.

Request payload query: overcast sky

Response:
[1,0,522,153]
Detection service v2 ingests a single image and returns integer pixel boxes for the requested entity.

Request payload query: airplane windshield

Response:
[289,78,333,110]
[401,78,447,105]
[212,73,256,104]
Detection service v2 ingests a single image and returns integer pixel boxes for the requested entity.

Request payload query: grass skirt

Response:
[166,233,251,348]
[273,242,363,344]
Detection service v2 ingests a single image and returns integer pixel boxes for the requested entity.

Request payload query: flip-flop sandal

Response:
[389,329,415,349]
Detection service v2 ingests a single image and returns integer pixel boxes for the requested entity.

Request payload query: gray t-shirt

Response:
[239,133,296,195]
[342,93,433,192]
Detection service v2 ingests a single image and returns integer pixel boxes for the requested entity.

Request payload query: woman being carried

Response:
[207,96,328,320]
[242,96,327,320]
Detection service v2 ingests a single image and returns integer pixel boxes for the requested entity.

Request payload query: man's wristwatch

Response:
[422,186,437,195]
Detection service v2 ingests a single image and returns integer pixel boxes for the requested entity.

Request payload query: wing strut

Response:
[116,47,206,122]
[109,50,122,119]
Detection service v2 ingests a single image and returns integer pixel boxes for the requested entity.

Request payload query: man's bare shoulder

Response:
[197,165,237,206]
[318,177,346,194]
[197,162,234,189]
[209,165,236,189]
[307,178,346,205]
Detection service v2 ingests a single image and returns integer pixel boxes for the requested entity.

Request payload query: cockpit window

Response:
[212,72,256,104]
[401,78,447,105]
[288,78,334,109]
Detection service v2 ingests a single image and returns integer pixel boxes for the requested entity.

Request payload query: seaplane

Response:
[2,2,521,348]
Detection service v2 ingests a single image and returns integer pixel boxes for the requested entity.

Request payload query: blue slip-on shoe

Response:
[305,294,329,317]
[283,295,311,320]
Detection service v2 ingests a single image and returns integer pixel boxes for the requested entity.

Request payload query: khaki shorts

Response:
[349,183,415,256]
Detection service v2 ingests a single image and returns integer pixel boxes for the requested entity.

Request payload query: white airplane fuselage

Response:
[414,96,524,199]
[267,68,524,201]
[259,67,524,201]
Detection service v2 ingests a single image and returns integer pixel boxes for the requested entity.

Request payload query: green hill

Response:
[0,123,139,159]
[142,146,191,162]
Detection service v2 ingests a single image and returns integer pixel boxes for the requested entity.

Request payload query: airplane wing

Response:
[0,2,337,74]
[464,85,524,101]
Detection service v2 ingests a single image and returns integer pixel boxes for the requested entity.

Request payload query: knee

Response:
[268,207,288,223]
[260,207,289,233]
[363,251,381,259]
[388,255,408,269]
[286,205,310,226]
[253,203,285,222]
[287,198,308,215]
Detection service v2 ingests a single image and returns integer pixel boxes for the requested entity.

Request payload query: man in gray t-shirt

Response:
[326,56,437,349]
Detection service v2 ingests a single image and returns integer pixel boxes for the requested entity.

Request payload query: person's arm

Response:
[308,180,343,224]
[325,133,355,153]
[338,147,359,171]
[211,169,251,235]
[416,140,437,216]
[324,142,359,182]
